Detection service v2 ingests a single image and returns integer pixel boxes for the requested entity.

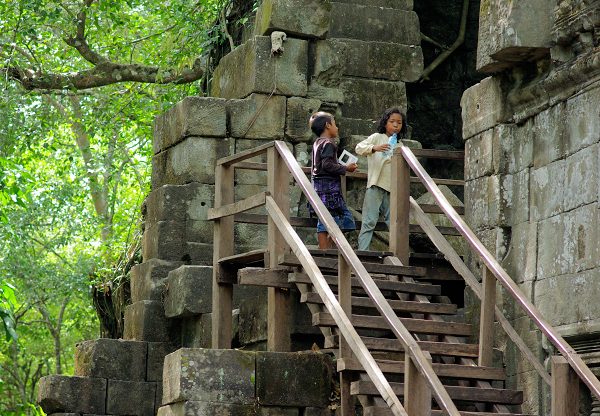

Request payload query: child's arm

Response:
[321,142,349,176]
[355,134,390,155]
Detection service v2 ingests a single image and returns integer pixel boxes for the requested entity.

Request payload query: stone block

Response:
[74,338,147,381]
[499,168,529,226]
[532,102,567,168]
[37,375,106,415]
[254,0,331,38]
[181,315,212,348]
[561,203,600,275]
[153,97,228,154]
[151,137,234,189]
[212,37,308,99]
[564,144,598,212]
[286,97,323,142]
[227,94,287,140]
[530,159,565,221]
[500,221,537,283]
[131,259,184,303]
[477,0,552,72]
[465,129,494,181]
[238,294,268,345]
[332,39,423,81]
[493,121,533,175]
[465,175,500,230]
[461,77,508,140]
[158,401,256,416]
[330,3,420,44]
[232,138,270,185]
[124,300,181,343]
[106,380,157,416]
[536,214,566,280]
[163,348,256,405]
[148,342,179,382]
[142,219,213,263]
[340,78,406,120]
[164,266,213,318]
[535,268,600,328]
[260,407,300,416]
[143,183,214,225]
[256,351,332,406]
[338,118,377,138]
[563,88,600,156]
[334,0,412,8]
[186,242,214,265]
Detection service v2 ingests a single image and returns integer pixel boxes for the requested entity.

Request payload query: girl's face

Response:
[385,113,403,136]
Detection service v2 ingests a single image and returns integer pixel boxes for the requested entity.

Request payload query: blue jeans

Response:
[357,186,390,250]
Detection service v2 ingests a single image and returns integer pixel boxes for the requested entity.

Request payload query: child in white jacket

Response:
[355,107,407,251]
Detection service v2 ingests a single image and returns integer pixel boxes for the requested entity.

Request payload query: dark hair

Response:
[310,112,333,137]
[377,107,407,137]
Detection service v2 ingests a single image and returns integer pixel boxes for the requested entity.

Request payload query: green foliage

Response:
[0,281,17,342]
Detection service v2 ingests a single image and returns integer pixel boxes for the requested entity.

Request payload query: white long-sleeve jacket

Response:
[355,132,392,192]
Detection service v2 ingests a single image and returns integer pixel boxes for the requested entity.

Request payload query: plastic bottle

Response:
[384,133,398,157]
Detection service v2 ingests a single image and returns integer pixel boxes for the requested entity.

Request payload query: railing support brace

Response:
[478,266,496,367]
[390,149,411,264]
[405,351,432,415]
[212,164,235,348]
[267,147,291,351]
[338,254,354,416]
[552,355,579,416]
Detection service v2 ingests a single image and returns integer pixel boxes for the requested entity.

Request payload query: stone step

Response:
[301,292,457,314]
[363,407,531,416]
[338,358,505,381]
[290,272,439,295]
[350,381,523,405]
[314,313,472,336]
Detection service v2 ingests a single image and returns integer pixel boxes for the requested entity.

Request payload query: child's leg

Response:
[318,232,331,249]
[358,186,384,250]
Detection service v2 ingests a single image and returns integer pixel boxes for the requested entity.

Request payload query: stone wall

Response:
[463,1,600,413]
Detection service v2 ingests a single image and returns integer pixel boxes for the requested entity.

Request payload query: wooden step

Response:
[308,248,393,258]
[363,407,530,416]
[280,253,427,277]
[325,336,480,358]
[314,313,472,336]
[337,358,505,381]
[301,292,457,315]
[289,272,441,296]
[350,381,523,405]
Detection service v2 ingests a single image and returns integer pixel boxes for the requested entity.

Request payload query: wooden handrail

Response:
[273,140,461,416]
[399,143,600,399]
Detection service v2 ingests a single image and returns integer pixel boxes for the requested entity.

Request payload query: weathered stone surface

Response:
[333,0,412,10]
[163,349,256,405]
[499,168,529,226]
[493,122,533,175]
[465,129,494,181]
[254,0,331,38]
[461,77,508,140]
[143,182,214,225]
[151,137,234,189]
[332,39,423,81]
[164,266,212,318]
[212,37,308,99]
[38,375,106,415]
[227,94,287,140]
[142,219,213,262]
[124,300,181,343]
[286,97,323,142]
[186,242,214,265]
[237,294,268,345]
[148,342,179,382]
[477,0,552,72]
[153,97,228,154]
[131,259,184,303]
[563,88,600,156]
[106,380,157,416]
[260,407,300,416]
[535,268,600,328]
[74,338,147,381]
[157,401,255,416]
[338,118,377,138]
[181,315,211,348]
[465,175,500,230]
[532,102,567,168]
[536,214,566,280]
[330,3,420,44]
[500,221,537,284]
[563,143,598,212]
[256,351,332,406]
[530,159,565,221]
[340,78,406,120]
[232,139,270,185]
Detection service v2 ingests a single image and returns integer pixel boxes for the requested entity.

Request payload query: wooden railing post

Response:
[404,351,432,415]
[267,147,291,351]
[212,164,235,349]
[390,148,410,264]
[552,355,579,416]
[338,254,354,416]
[478,266,496,367]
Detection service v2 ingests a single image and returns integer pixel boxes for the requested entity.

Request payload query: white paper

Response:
[338,149,358,166]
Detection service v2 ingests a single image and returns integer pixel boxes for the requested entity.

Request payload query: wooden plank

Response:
[479,267,496,367]
[390,149,410,264]
[234,161,267,171]
[364,408,531,416]
[350,381,523,405]
[238,267,290,288]
[217,141,274,166]
[207,192,268,220]
[219,249,267,266]
[338,358,505,380]
[308,248,394,258]
[301,292,457,315]
[410,148,464,160]
[551,356,579,416]
[338,254,353,416]
[405,352,432,416]
[281,254,427,277]
[289,272,441,296]
[419,203,464,215]
[212,164,235,349]
[313,312,472,336]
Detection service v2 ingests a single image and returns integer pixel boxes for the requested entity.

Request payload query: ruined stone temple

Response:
[37,1,600,416]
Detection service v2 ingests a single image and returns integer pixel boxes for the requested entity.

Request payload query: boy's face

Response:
[385,113,403,136]
[325,118,339,138]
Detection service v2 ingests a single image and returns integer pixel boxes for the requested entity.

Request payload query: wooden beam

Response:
[338,254,353,416]
[411,148,464,160]
[479,266,496,367]
[237,267,290,288]
[217,141,274,166]
[390,149,410,264]
[207,192,268,220]
[405,352,432,415]
[552,355,579,416]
